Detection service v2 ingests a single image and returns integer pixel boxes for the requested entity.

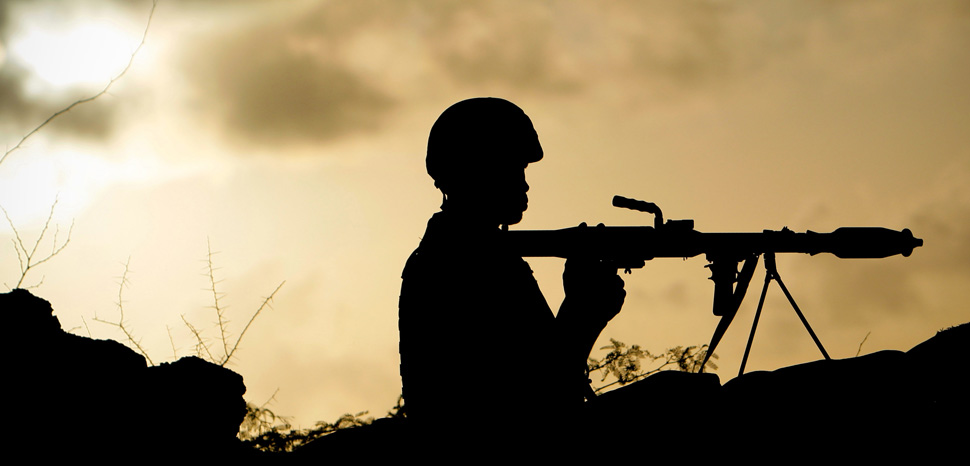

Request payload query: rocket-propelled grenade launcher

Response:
[507,196,922,265]
[505,195,924,373]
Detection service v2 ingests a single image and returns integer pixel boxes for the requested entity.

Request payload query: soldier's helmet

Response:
[426,97,543,192]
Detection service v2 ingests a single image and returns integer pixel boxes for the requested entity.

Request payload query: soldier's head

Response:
[426,97,543,226]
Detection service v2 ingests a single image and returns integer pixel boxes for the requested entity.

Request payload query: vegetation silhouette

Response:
[236,340,710,454]
[588,339,716,394]
[88,241,284,368]
[1,197,73,290]
[239,395,406,453]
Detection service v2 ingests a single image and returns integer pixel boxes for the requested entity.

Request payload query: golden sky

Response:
[2,0,968,427]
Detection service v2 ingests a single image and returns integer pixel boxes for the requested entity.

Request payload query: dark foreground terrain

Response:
[3,288,966,461]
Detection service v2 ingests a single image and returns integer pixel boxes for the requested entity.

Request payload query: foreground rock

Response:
[4,288,966,460]
[1,289,248,459]
[298,323,969,461]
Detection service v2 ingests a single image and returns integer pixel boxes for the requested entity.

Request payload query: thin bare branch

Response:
[2,208,27,276]
[182,314,215,362]
[856,331,872,357]
[223,281,285,367]
[26,199,58,262]
[94,257,154,365]
[30,220,74,270]
[0,0,159,167]
[206,238,231,360]
[166,325,178,360]
[22,275,45,290]
[1,198,73,289]
[260,388,281,411]
[81,315,92,338]
[3,207,27,260]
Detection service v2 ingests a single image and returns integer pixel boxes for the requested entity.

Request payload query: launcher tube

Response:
[505,226,922,265]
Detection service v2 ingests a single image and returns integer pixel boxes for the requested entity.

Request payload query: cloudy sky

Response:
[2,0,968,428]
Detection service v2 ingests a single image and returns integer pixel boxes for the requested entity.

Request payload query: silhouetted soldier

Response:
[399,97,625,456]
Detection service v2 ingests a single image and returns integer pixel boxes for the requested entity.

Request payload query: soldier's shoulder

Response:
[401,243,456,281]
[401,247,426,279]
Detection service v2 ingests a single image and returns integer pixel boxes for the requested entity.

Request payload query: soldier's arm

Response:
[555,257,626,381]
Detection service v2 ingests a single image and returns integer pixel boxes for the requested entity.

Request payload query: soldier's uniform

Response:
[399,210,582,451]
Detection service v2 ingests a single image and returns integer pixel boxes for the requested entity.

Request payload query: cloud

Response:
[0,62,116,141]
[581,0,970,103]
[420,2,584,92]
[180,3,398,148]
[7,0,969,151]
[284,0,586,92]
[179,0,970,148]
[0,0,151,144]
[194,45,392,146]
[178,1,593,148]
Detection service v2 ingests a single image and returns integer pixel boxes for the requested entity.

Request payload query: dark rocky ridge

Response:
[3,288,966,460]
[302,321,970,461]
[1,288,248,459]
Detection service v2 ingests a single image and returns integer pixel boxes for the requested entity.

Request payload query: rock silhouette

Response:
[1,289,247,459]
[4,287,965,460]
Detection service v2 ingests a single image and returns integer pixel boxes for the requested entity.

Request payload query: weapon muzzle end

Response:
[901,228,923,257]
[829,227,924,258]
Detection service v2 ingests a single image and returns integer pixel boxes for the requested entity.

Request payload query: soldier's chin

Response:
[501,210,525,226]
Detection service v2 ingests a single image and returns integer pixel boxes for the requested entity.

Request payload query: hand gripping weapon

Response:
[505,196,923,375]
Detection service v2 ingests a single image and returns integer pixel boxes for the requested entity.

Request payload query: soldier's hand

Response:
[563,223,626,324]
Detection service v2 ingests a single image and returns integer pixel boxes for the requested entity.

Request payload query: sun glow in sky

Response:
[9,16,137,92]
[2,0,969,429]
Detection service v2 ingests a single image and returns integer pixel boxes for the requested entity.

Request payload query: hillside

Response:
[3,288,965,460]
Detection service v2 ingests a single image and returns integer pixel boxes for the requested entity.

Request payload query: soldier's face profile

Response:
[449,154,532,226]
[476,129,538,226]
[487,159,530,225]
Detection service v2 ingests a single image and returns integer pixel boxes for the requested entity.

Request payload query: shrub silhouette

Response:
[588,339,717,394]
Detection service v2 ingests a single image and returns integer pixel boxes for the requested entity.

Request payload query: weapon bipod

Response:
[700,252,830,377]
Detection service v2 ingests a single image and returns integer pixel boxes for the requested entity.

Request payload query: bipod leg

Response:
[738,259,773,377]
[701,313,734,374]
[767,254,830,360]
